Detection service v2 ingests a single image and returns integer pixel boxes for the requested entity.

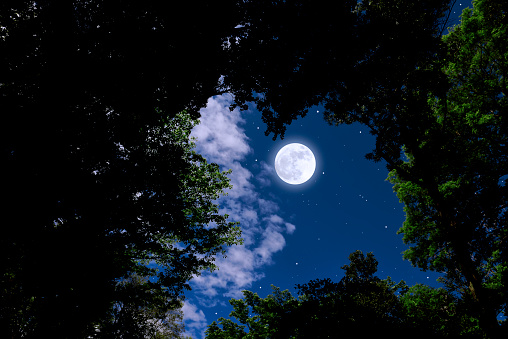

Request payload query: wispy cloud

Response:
[182,301,208,339]
[185,94,296,336]
[255,161,275,187]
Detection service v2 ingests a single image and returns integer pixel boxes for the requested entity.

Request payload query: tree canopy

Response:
[205,251,479,338]
[2,0,508,337]
[1,108,242,337]
[387,1,507,335]
[223,0,451,143]
[1,1,243,336]
[95,273,189,339]
[221,0,507,336]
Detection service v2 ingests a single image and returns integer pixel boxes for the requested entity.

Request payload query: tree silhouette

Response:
[1,1,244,336]
[223,0,508,335]
[95,274,188,339]
[205,251,477,338]
[387,1,508,335]
[223,0,451,141]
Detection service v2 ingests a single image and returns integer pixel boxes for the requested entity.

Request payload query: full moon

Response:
[275,143,316,185]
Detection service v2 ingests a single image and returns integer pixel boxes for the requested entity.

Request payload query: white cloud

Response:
[255,229,286,264]
[258,198,279,215]
[256,161,275,187]
[191,94,251,168]
[182,301,208,339]
[184,94,296,338]
[285,222,296,234]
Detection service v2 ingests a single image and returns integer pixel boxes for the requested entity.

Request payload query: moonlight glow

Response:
[275,143,316,185]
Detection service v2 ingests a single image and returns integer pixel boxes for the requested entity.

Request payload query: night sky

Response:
[182,2,474,337]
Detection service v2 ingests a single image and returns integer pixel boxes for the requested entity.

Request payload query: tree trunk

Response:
[452,229,501,338]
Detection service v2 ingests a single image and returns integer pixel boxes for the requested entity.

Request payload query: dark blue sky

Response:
[182,2,474,337]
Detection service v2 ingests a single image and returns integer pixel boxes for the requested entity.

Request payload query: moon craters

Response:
[275,143,316,185]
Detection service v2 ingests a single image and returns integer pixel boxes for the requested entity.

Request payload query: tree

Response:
[1,110,241,337]
[1,1,244,337]
[386,1,508,336]
[399,284,474,336]
[95,274,187,339]
[294,251,408,338]
[0,0,240,119]
[206,286,299,339]
[223,0,451,141]
[223,0,507,336]
[206,251,413,338]
[206,251,480,338]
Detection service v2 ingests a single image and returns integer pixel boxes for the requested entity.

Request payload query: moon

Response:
[275,143,316,185]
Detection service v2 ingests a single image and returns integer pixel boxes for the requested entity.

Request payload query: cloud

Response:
[258,198,279,215]
[191,94,250,168]
[256,161,275,187]
[182,301,208,339]
[285,222,296,234]
[184,94,296,337]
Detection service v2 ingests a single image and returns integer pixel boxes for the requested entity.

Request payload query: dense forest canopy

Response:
[1,0,507,337]
[1,1,243,337]
[217,0,507,337]
[206,251,480,338]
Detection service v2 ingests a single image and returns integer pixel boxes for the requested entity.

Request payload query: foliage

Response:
[224,0,451,142]
[1,108,241,337]
[223,0,507,336]
[206,286,299,339]
[386,1,508,336]
[94,274,187,339]
[398,284,475,336]
[3,0,508,337]
[0,0,239,119]
[293,251,407,338]
[1,1,246,337]
[206,251,475,338]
